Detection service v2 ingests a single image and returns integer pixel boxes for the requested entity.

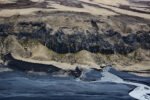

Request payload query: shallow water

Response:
[0,68,149,100]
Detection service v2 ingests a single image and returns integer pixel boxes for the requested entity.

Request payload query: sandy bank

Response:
[11,53,100,70]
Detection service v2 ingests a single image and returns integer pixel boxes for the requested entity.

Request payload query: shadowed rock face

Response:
[0,0,49,9]
[48,32,115,54]
[0,24,13,36]
[54,0,83,8]
[47,30,150,54]
[129,0,150,6]
[0,21,149,55]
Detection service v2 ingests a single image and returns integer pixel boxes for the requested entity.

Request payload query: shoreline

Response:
[2,53,150,77]
[4,53,100,70]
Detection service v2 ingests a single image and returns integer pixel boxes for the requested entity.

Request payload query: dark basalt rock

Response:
[114,43,135,55]
[47,32,115,54]
[136,31,150,49]
[79,69,102,81]
[69,67,82,78]
[0,24,13,36]
[0,22,149,55]
[17,22,52,40]
[123,34,137,45]
[0,0,49,9]
[104,29,121,37]
[54,0,83,8]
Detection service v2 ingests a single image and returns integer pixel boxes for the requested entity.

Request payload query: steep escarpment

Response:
[0,14,150,54]
[0,13,150,69]
[47,29,150,54]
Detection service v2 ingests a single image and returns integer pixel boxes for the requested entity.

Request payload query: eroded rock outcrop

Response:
[0,21,149,55]
[0,14,149,69]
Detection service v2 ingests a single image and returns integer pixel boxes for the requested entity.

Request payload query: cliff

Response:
[0,0,150,76]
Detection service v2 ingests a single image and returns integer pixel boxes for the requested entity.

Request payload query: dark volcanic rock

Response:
[136,31,150,49]
[0,21,149,55]
[79,69,102,81]
[0,24,13,36]
[0,0,49,9]
[47,31,114,54]
[114,43,135,55]
[123,33,137,45]
[54,0,83,8]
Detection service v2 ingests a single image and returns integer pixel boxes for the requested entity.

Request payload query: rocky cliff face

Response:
[47,29,150,54]
[0,13,150,67]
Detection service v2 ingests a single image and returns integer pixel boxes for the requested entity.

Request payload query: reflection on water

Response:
[0,67,149,100]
